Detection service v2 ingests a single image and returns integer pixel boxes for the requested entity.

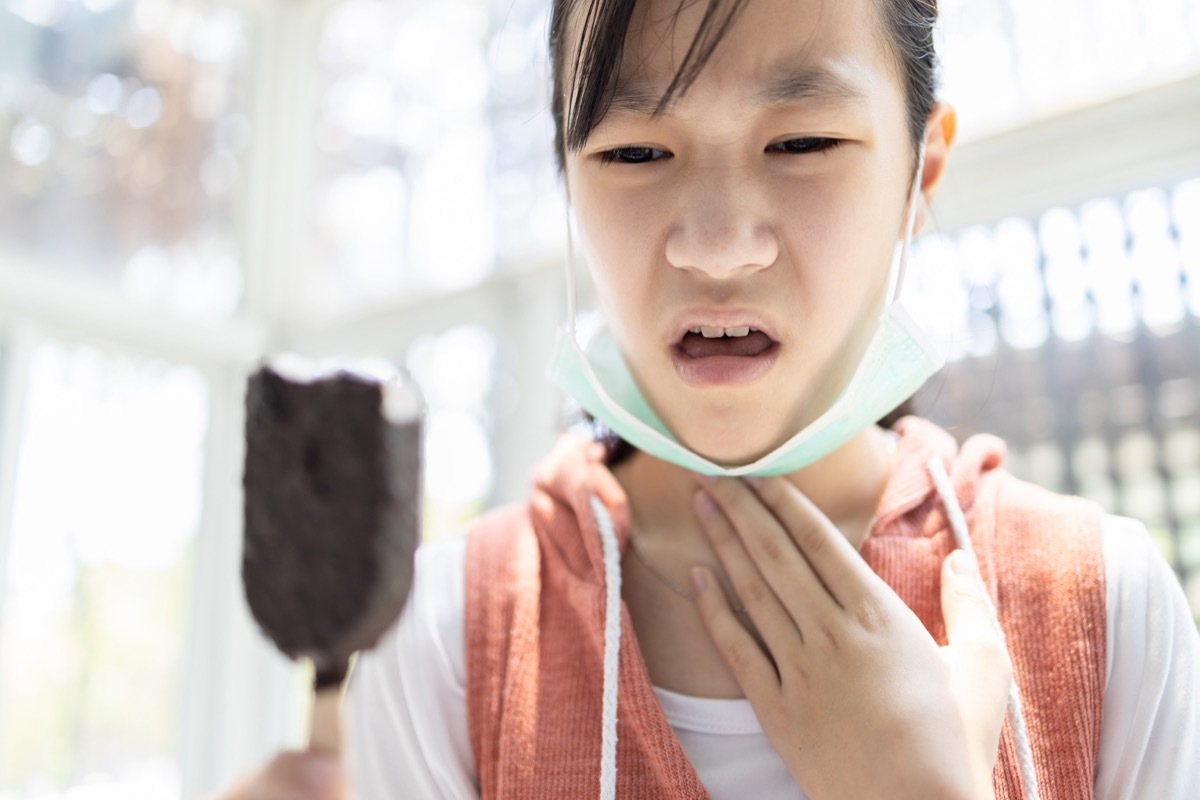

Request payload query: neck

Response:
[611,425,896,553]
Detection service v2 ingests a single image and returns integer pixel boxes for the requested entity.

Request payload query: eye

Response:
[597,146,672,165]
[766,137,843,155]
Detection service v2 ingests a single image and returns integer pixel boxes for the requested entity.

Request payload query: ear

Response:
[912,102,956,235]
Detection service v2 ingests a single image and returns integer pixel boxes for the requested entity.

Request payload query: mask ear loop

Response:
[885,141,928,306]
[564,204,579,339]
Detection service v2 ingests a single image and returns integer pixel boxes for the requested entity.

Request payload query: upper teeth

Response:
[690,326,754,338]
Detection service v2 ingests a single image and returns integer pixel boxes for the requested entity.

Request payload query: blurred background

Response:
[0,0,1197,796]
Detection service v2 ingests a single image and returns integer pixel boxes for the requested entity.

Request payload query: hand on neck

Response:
[611,424,897,553]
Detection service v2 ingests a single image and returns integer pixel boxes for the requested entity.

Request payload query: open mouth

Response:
[677,326,776,359]
[671,325,780,387]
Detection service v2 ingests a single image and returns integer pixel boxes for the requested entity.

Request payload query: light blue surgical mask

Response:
[547,146,943,477]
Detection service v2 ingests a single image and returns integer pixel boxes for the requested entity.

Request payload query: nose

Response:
[664,168,779,278]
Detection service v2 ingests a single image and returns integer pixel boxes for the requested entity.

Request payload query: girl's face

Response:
[564,0,938,465]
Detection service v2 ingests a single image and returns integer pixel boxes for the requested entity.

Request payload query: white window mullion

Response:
[0,323,35,651]
[177,0,332,794]
[240,0,335,337]
[489,271,565,506]
[179,363,302,799]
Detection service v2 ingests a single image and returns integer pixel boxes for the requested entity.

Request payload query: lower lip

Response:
[670,344,779,387]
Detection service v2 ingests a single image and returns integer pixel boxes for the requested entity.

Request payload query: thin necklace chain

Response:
[626,535,748,615]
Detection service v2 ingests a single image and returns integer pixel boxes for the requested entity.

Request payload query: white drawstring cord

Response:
[927,457,1040,800]
[591,495,623,800]
[590,466,1036,799]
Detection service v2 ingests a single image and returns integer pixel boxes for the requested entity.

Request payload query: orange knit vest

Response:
[465,418,1106,798]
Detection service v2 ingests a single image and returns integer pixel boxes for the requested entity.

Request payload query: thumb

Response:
[939,548,1012,781]
[940,549,1000,647]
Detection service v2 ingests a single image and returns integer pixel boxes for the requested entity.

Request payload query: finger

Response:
[691,564,781,703]
[701,478,842,620]
[940,549,1001,646]
[743,475,881,608]
[273,751,347,800]
[215,751,345,800]
[693,489,808,654]
[940,551,1013,736]
[940,550,1014,692]
[304,751,348,800]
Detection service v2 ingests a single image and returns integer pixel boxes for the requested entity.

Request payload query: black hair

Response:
[548,0,940,170]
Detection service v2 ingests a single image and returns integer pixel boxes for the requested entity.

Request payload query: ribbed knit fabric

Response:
[465,418,1107,798]
[466,435,709,798]
[866,418,1107,799]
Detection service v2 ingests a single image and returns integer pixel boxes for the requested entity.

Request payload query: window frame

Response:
[0,0,1196,794]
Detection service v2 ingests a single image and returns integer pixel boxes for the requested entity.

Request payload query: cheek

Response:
[780,173,903,293]
[571,182,664,313]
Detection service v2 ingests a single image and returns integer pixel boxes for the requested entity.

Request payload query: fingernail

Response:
[949,549,979,578]
[696,472,717,486]
[690,566,710,595]
[742,475,763,490]
[694,489,719,520]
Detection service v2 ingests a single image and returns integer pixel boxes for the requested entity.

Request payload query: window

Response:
[0,0,1197,795]
[940,0,1200,141]
[0,341,208,798]
[908,178,1200,621]
[406,323,499,536]
[307,0,564,318]
[0,0,252,319]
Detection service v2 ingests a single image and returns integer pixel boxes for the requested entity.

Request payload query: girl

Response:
[223,0,1200,797]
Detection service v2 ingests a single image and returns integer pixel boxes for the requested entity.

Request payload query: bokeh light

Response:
[0,0,252,319]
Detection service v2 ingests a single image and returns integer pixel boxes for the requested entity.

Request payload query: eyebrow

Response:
[603,64,867,119]
[756,65,866,108]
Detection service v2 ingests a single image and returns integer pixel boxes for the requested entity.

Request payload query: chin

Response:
[668,409,790,467]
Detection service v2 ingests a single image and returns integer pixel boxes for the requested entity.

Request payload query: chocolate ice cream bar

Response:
[242,356,423,689]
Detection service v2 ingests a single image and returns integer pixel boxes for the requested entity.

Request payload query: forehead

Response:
[609,0,898,114]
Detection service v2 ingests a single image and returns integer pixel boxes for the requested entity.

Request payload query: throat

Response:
[611,427,898,552]
[621,533,752,699]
